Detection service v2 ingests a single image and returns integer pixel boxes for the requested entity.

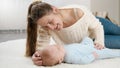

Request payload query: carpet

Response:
[0,39,120,68]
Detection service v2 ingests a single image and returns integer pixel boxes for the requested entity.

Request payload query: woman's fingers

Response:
[34,51,41,57]
[94,43,104,50]
[32,53,41,60]
[32,56,41,61]
[32,54,42,66]
[95,45,103,50]
[32,51,43,66]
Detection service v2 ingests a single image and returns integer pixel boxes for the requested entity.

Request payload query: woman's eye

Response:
[48,22,52,24]
[44,26,48,29]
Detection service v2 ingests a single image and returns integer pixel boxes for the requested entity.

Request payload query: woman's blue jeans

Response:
[96,17,120,49]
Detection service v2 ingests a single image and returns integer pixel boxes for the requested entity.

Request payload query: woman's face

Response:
[37,13,63,31]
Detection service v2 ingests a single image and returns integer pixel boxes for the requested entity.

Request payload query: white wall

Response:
[91,0,120,24]
[0,0,90,30]
[43,0,90,9]
[119,0,120,23]
[0,0,120,30]
[0,0,33,30]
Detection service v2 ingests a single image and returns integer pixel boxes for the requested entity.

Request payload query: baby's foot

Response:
[92,51,99,59]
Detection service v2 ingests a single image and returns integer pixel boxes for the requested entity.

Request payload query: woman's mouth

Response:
[54,23,62,31]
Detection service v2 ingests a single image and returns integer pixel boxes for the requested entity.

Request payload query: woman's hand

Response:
[94,43,105,50]
[32,51,42,66]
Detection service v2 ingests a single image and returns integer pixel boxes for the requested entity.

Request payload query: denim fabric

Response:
[105,35,120,49]
[96,17,120,49]
[96,16,120,35]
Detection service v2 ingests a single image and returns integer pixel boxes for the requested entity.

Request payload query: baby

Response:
[33,37,120,66]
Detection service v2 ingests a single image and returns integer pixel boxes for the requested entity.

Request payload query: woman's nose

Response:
[48,25,55,30]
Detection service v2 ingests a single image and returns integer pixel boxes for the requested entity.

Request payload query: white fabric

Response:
[0,39,120,68]
[37,5,104,49]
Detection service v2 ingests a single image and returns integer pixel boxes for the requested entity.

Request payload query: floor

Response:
[0,30,26,43]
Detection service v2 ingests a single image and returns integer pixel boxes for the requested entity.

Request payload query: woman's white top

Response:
[36,5,104,50]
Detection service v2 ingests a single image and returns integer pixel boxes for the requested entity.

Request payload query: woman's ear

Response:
[51,6,59,14]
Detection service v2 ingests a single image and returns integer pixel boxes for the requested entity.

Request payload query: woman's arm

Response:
[87,11,105,49]
[32,25,51,66]
[36,25,51,50]
[74,5,105,49]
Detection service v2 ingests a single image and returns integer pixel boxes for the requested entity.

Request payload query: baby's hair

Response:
[41,49,58,66]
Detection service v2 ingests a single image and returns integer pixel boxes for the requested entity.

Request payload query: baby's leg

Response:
[95,48,120,59]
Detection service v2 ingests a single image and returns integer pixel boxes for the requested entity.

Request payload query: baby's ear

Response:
[58,58,63,64]
[58,60,62,64]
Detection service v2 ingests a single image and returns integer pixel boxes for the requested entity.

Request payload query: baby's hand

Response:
[92,51,99,59]
[32,51,42,66]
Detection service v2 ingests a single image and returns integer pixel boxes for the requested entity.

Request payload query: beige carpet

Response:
[0,39,120,68]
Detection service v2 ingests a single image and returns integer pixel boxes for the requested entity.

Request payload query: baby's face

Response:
[41,45,65,66]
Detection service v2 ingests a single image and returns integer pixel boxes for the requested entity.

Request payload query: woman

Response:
[26,1,105,65]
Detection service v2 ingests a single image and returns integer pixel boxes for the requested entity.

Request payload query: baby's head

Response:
[39,45,65,66]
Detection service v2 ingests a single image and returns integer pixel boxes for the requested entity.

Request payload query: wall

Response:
[0,0,90,30]
[91,0,120,24]
[119,0,120,24]
[0,0,120,30]
[0,0,33,30]
[43,0,90,9]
